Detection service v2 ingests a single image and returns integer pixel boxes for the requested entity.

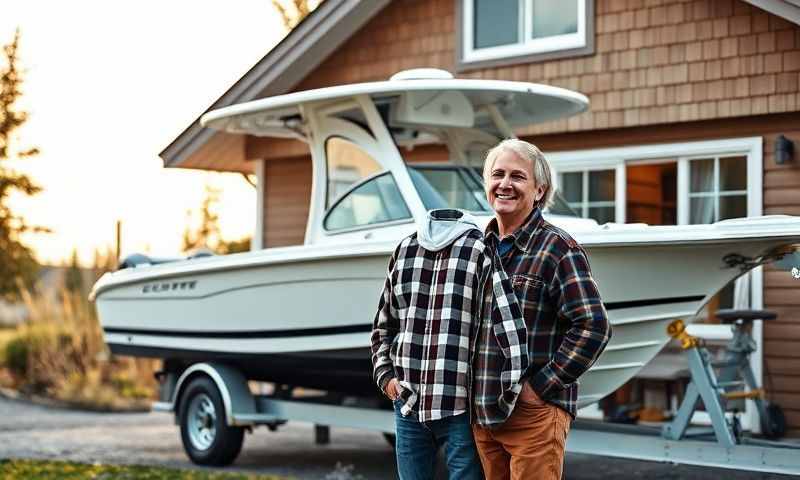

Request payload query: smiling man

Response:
[472,139,611,480]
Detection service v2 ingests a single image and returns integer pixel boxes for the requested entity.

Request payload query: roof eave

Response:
[743,0,800,25]
[160,0,391,169]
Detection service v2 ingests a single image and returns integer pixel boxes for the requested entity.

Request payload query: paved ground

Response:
[0,396,792,479]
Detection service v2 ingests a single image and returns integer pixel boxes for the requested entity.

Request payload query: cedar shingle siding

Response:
[291,0,800,134]
[253,0,800,433]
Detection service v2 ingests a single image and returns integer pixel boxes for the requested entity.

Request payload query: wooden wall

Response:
[263,156,312,247]
[762,128,800,435]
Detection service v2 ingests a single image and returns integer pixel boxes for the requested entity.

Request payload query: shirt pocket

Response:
[511,274,547,319]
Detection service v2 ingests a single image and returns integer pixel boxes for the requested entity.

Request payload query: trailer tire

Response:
[178,376,245,466]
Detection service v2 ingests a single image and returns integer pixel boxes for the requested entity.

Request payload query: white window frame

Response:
[548,137,765,432]
[681,155,750,225]
[462,0,588,64]
[253,159,266,250]
[558,169,618,224]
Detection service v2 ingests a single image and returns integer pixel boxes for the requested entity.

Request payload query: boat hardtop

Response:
[201,68,588,139]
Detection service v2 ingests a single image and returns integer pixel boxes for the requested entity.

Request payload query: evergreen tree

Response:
[65,248,84,294]
[92,245,118,280]
[182,184,221,253]
[182,183,251,255]
[0,30,41,299]
[272,0,318,30]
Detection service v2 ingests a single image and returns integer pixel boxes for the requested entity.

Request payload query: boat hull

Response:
[95,234,798,407]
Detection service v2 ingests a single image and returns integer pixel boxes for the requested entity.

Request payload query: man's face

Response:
[485,149,544,221]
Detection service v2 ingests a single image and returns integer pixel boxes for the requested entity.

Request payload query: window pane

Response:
[409,167,491,212]
[719,156,747,191]
[719,195,747,220]
[560,172,582,203]
[690,196,715,224]
[326,137,381,207]
[474,0,519,49]
[547,190,580,217]
[588,206,615,224]
[690,158,714,193]
[325,174,410,230]
[531,0,578,39]
[589,170,615,202]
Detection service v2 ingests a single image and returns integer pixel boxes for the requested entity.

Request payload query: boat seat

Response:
[118,252,213,270]
[715,309,777,323]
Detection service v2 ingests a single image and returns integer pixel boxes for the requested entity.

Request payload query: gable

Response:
[170,0,800,171]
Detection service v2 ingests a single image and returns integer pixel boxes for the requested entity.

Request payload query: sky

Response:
[2,1,288,266]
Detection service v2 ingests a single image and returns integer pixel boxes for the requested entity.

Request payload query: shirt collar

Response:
[485,207,544,252]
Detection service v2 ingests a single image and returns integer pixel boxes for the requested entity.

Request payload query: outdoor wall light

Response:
[775,134,794,165]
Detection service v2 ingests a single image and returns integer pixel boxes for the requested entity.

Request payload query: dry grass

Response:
[0,459,288,479]
[0,287,158,410]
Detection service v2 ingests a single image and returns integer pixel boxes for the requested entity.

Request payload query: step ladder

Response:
[661,309,785,447]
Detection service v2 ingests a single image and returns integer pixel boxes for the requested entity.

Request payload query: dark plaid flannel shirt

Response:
[483,208,611,419]
[371,229,528,423]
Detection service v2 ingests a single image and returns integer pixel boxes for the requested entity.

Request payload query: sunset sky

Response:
[2,1,288,266]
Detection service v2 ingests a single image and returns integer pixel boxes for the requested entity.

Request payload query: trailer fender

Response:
[170,362,257,427]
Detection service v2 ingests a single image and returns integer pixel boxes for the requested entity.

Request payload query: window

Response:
[626,160,677,225]
[324,173,411,231]
[559,169,616,224]
[409,166,492,212]
[546,139,763,428]
[326,137,382,207]
[460,0,593,67]
[688,156,748,224]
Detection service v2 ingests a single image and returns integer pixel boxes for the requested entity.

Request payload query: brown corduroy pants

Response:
[472,386,571,480]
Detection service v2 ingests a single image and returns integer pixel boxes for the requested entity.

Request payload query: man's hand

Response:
[520,381,542,404]
[384,378,400,400]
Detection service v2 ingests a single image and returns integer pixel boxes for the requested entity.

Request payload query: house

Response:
[161,0,800,434]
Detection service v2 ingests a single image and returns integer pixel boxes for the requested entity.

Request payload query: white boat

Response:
[90,69,800,406]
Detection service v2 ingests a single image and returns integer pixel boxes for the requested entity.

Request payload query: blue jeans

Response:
[393,400,483,480]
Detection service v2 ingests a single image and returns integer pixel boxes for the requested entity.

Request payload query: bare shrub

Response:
[0,287,157,410]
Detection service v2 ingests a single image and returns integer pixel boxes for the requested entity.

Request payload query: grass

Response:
[0,286,158,410]
[0,459,288,479]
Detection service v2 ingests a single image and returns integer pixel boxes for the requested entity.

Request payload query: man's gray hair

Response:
[483,139,554,208]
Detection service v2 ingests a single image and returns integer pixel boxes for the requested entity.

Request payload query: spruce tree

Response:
[0,30,41,299]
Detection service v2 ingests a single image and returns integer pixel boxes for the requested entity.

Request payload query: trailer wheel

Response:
[178,376,244,466]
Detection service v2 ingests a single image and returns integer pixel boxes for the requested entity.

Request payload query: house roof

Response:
[159,0,391,171]
[162,0,800,172]
[743,0,800,25]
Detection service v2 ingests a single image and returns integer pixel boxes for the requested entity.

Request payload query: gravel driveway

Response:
[0,396,791,479]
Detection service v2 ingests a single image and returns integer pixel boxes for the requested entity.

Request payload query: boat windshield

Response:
[408,166,492,213]
[463,166,579,217]
[548,190,580,217]
[407,165,580,217]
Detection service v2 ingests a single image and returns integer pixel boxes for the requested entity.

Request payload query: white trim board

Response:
[253,160,266,251]
[547,137,763,169]
[461,0,588,63]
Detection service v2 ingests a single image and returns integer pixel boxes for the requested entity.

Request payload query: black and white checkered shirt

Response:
[370,228,528,423]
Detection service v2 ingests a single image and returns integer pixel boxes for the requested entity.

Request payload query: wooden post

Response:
[115,220,122,261]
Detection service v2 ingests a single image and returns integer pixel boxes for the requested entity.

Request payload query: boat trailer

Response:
[563,309,800,475]
[153,310,800,474]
